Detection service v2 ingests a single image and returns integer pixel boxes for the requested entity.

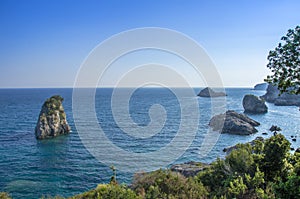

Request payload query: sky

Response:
[0,0,300,88]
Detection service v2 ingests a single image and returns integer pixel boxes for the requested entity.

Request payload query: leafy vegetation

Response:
[70,184,139,199]
[0,192,12,199]
[197,133,297,198]
[43,95,66,119]
[265,25,300,94]
[131,169,207,199]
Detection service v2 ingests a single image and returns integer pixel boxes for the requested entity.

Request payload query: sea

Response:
[0,88,299,199]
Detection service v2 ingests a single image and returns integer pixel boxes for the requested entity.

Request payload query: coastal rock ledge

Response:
[35,95,71,139]
[197,87,226,97]
[209,110,260,135]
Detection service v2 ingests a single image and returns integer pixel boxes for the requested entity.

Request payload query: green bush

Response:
[132,169,207,199]
[0,192,12,199]
[71,184,139,199]
[197,133,295,198]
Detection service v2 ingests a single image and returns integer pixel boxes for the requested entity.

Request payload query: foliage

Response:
[42,95,65,118]
[273,174,300,198]
[261,134,291,181]
[226,143,254,175]
[265,25,300,94]
[197,132,297,198]
[70,184,139,199]
[197,158,229,197]
[227,175,247,198]
[109,165,117,185]
[132,169,207,199]
[0,192,12,199]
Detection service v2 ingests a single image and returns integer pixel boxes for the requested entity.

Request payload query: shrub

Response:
[132,169,207,199]
[0,192,12,199]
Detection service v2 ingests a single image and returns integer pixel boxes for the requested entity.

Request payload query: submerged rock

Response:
[209,110,260,135]
[197,87,226,97]
[243,94,268,113]
[170,161,210,177]
[254,83,268,90]
[261,84,300,106]
[35,95,71,139]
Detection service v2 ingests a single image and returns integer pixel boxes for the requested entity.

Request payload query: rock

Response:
[254,83,268,90]
[197,87,226,97]
[35,95,71,139]
[209,110,260,135]
[261,84,300,106]
[243,94,268,114]
[269,125,281,132]
[295,148,300,153]
[262,132,268,135]
[292,138,297,142]
[170,161,210,177]
[224,136,264,154]
[291,147,295,151]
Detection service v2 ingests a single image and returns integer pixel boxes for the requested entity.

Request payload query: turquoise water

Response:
[0,88,299,198]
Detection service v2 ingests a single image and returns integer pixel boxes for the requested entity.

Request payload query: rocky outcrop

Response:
[35,95,71,139]
[197,87,226,97]
[223,137,264,154]
[254,83,268,90]
[243,94,268,113]
[209,110,260,135]
[170,161,210,177]
[261,84,300,106]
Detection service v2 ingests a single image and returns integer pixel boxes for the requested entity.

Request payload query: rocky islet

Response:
[35,95,71,139]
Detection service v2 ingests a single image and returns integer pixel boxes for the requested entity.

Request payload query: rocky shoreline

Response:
[261,84,300,106]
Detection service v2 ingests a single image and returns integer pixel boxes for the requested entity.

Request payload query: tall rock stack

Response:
[35,95,71,139]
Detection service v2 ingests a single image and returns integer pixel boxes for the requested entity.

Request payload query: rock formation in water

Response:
[197,87,226,97]
[254,83,268,90]
[261,84,300,106]
[209,110,260,135]
[35,95,71,139]
[243,94,268,113]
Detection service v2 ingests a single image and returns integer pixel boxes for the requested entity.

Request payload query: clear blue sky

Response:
[1,0,300,88]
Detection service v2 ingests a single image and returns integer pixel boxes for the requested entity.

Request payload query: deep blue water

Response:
[0,88,299,198]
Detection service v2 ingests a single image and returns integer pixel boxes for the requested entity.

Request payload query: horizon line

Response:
[0,86,257,89]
